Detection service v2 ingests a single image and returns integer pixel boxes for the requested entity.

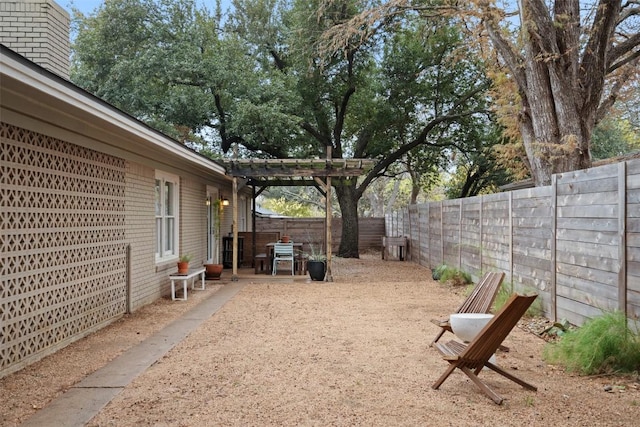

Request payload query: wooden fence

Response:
[387,160,640,327]
[255,216,385,256]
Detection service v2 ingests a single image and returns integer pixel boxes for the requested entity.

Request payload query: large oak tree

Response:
[480,0,640,185]
[340,0,640,185]
[71,0,503,257]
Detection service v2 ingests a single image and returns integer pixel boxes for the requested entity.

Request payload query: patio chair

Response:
[430,271,505,346]
[272,242,294,275]
[432,293,538,404]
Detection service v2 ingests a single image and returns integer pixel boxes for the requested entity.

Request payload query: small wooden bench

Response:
[295,253,308,275]
[168,267,206,301]
[254,253,269,274]
[382,236,408,260]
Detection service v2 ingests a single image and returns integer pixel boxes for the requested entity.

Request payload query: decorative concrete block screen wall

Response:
[0,123,128,377]
[0,0,71,79]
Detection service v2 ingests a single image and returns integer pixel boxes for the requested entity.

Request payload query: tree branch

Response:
[357,107,486,195]
[482,12,528,92]
[608,32,640,71]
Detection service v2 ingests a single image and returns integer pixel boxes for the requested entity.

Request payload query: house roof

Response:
[0,44,228,183]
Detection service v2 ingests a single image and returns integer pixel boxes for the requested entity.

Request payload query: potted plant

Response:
[306,242,327,281]
[204,198,224,280]
[177,254,192,274]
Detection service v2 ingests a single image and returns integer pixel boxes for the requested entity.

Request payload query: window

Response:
[155,171,179,261]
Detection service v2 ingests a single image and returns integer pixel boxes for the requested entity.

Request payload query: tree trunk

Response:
[516,0,591,186]
[335,180,360,258]
[482,0,631,186]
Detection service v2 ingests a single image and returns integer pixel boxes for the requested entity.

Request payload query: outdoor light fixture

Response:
[205,199,211,206]
[222,198,230,206]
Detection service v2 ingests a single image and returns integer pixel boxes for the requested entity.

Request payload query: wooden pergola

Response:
[224,157,374,281]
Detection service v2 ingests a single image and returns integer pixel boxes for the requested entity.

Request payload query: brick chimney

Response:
[0,0,70,79]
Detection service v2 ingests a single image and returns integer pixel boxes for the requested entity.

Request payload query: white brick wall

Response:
[124,166,210,308]
[124,162,160,309]
[0,0,70,78]
[180,177,208,266]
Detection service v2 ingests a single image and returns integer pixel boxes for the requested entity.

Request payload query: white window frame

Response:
[155,170,180,262]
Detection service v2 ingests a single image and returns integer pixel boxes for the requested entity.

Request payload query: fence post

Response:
[440,201,444,267]
[479,195,483,273]
[618,162,627,315]
[427,202,433,268]
[458,199,462,270]
[551,175,558,322]
[509,191,514,291]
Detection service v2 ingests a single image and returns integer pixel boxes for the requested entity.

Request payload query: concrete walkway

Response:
[20,281,246,427]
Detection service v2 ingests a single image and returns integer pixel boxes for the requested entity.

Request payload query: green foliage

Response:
[488,280,510,312]
[543,311,640,375]
[261,186,327,217]
[179,254,192,262]
[591,117,640,160]
[444,124,513,198]
[431,264,448,281]
[261,197,316,217]
[72,0,509,255]
[485,280,542,317]
[523,395,535,407]
[306,243,327,262]
[436,266,472,286]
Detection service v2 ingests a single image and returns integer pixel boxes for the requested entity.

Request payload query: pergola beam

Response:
[224,157,374,282]
[226,159,372,178]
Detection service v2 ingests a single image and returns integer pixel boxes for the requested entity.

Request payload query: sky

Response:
[60,0,232,16]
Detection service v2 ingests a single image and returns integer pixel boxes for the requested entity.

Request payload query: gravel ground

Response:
[2,255,639,426]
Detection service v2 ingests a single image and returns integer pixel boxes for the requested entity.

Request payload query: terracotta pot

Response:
[205,263,223,280]
[177,261,189,274]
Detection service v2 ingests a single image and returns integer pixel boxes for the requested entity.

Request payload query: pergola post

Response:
[325,146,333,282]
[224,157,373,283]
[232,176,238,281]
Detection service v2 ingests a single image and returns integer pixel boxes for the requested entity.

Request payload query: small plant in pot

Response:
[306,242,327,281]
[177,254,192,274]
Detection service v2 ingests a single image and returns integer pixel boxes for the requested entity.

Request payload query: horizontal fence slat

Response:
[398,157,640,327]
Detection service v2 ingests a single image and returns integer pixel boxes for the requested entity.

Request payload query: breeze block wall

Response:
[0,123,128,377]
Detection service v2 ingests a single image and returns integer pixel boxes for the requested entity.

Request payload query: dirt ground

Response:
[2,255,639,426]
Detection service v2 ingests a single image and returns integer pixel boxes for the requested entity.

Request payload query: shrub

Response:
[489,281,543,318]
[543,311,640,375]
[438,266,472,286]
[431,264,448,280]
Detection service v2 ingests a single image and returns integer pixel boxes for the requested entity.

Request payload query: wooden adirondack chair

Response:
[430,271,505,346]
[432,293,538,404]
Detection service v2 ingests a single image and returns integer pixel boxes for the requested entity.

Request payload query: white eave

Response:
[0,44,227,182]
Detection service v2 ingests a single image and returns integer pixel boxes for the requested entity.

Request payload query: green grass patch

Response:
[436,266,472,286]
[479,280,543,318]
[543,311,640,375]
